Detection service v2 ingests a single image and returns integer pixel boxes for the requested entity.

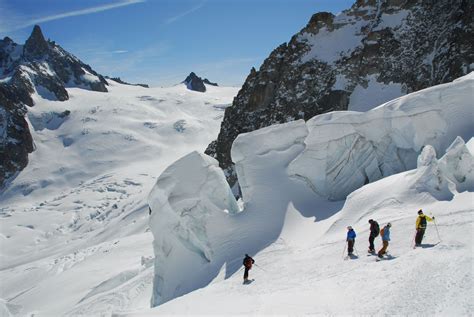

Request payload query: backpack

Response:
[373,222,380,237]
[243,257,253,268]
[419,216,427,228]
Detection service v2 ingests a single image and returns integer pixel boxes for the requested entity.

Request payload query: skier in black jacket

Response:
[242,254,255,282]
[368,219,379,253]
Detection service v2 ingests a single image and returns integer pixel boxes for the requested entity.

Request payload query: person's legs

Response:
[369,235,375,251]
[348,240,354,255]
[378,241,388,257]
[415,229,425,245]
[244,267,249,281]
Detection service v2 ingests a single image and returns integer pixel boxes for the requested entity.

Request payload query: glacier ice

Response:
[148,151,238,306]
[286,73,474,200]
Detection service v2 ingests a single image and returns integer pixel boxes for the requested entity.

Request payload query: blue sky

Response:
[0,0,354,87]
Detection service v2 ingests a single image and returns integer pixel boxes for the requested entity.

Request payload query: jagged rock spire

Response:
[183,72,206,92]
[24,25,49,58]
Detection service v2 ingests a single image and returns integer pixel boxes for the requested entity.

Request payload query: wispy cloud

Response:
[0,0,145,33]
[164,1,206,25]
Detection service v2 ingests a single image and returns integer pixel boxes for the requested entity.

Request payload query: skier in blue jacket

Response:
[346,226,357,256]
[377,223,391,258]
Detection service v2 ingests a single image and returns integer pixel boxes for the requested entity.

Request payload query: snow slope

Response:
[138,141,473,316]
[143,74,473,314]
[0,81,239,316]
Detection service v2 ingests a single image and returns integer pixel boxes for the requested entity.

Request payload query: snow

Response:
[348,75,404,111]
[1,67,472,316]
[80,68,101,83]
[373,10,410,31]
[140,73,473,315]
[333,74,349,90]
[133,132,473,316]
[0,81,239,316]
[288,72,474,200]
[148,151,239,306]
[299,16,367,64]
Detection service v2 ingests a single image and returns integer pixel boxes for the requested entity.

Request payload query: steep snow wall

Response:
[148,151,239,306]
[232,73,473,201]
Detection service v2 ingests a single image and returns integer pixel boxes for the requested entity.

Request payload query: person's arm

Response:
[425,215,434,222]
[416,216,420,229]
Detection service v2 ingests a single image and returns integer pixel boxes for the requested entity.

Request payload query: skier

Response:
[415,209,434,246]
[346,226,356,256]
[377,222,391,258]
[242,254,255,282]
[368,219,379,253]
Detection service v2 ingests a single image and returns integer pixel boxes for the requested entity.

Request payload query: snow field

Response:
[0,81,239,316]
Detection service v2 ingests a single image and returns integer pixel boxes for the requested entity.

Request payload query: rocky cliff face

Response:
[205,0,473,192]
[0,25,109,188]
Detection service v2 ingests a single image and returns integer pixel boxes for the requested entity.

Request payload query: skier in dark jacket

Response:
[243,254,255,282]
[346,226,356,256]
[415,209,434,246]
[368,219,379,253]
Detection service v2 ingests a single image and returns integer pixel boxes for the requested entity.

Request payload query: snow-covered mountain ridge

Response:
[146,73,473,311]
[206,0,473,190]
[1,25,110,188]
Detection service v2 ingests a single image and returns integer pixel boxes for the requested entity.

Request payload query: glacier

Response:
[287,72,473,200]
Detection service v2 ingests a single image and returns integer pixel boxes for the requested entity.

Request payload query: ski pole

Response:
[254,263,267,272]
[342,243,347,259]
[432,215,441,242]
[354,245,359,257]
[411,230,417,248]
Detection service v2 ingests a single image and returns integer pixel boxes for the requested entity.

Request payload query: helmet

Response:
[368,219,373,223]
[418,209,423,214]
[387,222,392,227]
[347,226,353,230]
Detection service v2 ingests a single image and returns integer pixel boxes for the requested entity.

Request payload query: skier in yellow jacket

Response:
[415,209,434,246]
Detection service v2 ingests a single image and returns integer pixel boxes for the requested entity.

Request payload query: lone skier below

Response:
[243,254,255,283]
[415,209,434,246]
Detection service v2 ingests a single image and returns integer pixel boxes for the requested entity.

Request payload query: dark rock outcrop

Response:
[182,72,219,92]
[183,72,206,92]
[203,78,218,86]
[107,76,149,88]
[0,85,34,187]
[205,0,474,191]
[0,25,109,188]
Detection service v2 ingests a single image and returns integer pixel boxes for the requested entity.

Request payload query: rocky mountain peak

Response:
[0,25,109,188]
[183,72,219,92]
[183,72,206,92]
[24,25,49,58]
